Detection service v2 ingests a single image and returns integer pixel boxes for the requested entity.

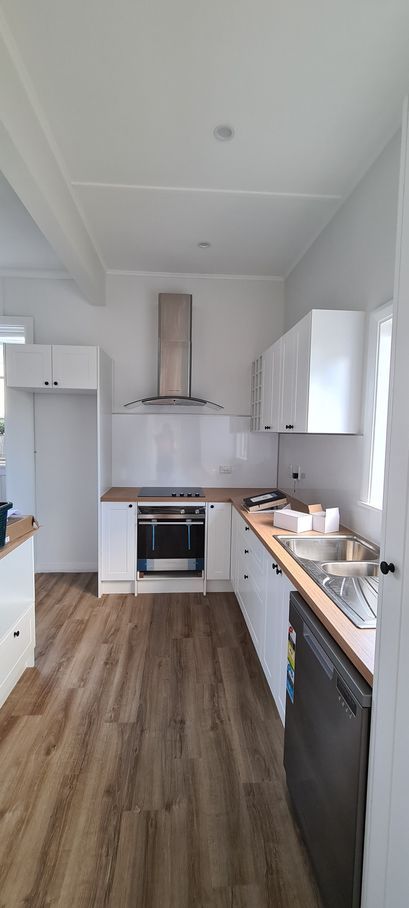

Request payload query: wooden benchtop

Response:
[100,487,269,502]
[0,528,38,562]
[101,486,376,684]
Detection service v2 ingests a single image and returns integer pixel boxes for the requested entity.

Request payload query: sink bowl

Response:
[276,533,380,628]
[277,535,379,563]
[321,561,379,578]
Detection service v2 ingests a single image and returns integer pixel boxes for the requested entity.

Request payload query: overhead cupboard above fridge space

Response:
[4,344,112,574]
[251,309,365,434]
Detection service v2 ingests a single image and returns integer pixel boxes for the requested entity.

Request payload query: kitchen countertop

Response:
[101,486,376,684]
[0,528,38,562]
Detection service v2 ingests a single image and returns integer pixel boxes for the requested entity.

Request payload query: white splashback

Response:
[112,414,278,488]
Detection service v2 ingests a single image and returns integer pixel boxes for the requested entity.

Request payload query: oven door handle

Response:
[138,520,205,526]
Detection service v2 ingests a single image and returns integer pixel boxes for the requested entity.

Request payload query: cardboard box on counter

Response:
[5,515,39,545]
[273,507,313,533]
[308,504,340,533]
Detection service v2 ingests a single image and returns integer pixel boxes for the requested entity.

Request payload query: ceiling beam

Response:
[0,14,105,305]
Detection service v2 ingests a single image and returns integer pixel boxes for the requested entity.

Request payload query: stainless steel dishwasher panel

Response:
[284,592,371,908]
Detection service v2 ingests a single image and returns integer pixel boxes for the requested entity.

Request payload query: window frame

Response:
[0,316,33,466]
[361,301,393,511]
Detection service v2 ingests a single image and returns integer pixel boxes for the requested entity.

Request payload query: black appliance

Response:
[138,486,204,498]
[137,505,205,574]
[284,592,372,908]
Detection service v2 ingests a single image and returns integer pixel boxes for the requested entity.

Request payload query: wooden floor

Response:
[0,574,321,908]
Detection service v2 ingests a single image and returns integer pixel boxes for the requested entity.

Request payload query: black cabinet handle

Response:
[245,526,249,532]
[244,548,249,554]
[275,567,282,576]
[210,504,214,509]
[44,381,49,386]
[14,630,20,638]
[285,423,294,430]
[264,425,271,430]
[244,574,249,580]
[380,561,395,575]
[53,381,58,386]
[128,503,133,508]
[272,562,277,570]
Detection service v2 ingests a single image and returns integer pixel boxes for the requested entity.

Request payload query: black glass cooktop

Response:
[139,486,204,498]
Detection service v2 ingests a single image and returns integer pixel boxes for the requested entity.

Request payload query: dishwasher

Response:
[284,592,372,908]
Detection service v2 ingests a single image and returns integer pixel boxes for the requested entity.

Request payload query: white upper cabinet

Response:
[5,344,52,389]
[206,502,232,580]
[51,346,97,390]
[6,344,98,391]
[252,309,365,435]
[251,340,282,432]
[280,314,310,432]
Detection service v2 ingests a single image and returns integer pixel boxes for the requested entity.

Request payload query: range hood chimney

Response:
[125,293,223,409]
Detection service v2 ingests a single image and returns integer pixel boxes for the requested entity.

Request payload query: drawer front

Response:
[0,609,33,686]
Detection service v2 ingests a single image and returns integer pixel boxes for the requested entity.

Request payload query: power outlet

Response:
[289,464,301,480]
[219,465,232,474]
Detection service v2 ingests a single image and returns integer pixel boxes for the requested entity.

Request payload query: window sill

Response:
[357,500,382,513]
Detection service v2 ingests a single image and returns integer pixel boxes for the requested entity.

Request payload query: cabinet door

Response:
[5,344,52,389]
[206,503,232,580]
[275,573,294,724]
[280,326,297,431]
[271,338,282,431]
[100,502,136,581]
[261,345,274,431]
[51,346,98,390]
[264,562,294,724]
[280,316,310,432]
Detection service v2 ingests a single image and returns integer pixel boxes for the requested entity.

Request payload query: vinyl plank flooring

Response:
[0,574,321,907]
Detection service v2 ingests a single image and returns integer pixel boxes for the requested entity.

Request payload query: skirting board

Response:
[98,578,233,595]
[36,563,98,573]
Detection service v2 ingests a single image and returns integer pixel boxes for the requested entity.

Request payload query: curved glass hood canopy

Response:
[124,293,223,410]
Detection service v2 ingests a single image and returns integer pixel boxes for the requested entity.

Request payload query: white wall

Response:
[279,133,401,543]
[113,414,278,488]
[2,273,284,415]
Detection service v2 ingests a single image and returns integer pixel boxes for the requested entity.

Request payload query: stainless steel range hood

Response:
[124,293,223,409]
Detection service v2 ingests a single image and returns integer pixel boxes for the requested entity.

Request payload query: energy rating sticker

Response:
[287,624,296,703]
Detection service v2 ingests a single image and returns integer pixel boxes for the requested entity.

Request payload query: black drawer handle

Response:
[244,549,249,554]
[53,380,59,386]
[244,574,249,580]
[44,381,49,386]
[272,562,277,570]
[14,630,20,638]
[245,526,249,532]
[380,561,395,575]
[275,567,282,575]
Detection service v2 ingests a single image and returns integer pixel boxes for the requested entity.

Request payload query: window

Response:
[0,317,33,465]
[362,303,393,510]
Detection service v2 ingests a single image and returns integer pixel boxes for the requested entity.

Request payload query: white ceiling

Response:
[0,171,64,273]
[1,0,409,277]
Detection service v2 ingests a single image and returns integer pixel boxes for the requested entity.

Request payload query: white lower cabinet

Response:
[206,503,232,580]
[231,509,294,725]
[100,501,136,581]
[263,560,295,724]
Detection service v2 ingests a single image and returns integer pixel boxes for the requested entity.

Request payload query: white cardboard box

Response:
[311,507,340,533]
[273,508,313,533]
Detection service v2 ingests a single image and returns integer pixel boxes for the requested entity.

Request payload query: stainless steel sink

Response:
[278,535,378,563]
[276,534,380,628]
[321,560,379,578]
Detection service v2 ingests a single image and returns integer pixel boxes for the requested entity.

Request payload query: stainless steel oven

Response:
[137,505,205,575]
